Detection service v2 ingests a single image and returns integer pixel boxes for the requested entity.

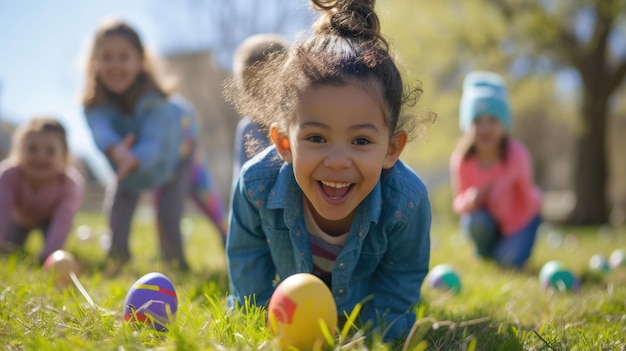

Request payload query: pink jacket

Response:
[0,159,84,259]
[450,139,541,236]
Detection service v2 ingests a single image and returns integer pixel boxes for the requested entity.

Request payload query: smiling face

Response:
[470,115,505,154]
[272,84,406,234]
[18,131,66,186]
[95,35,144,94]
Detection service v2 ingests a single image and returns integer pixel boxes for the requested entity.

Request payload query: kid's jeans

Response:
[461,209,541,268]
[105,151,193,270]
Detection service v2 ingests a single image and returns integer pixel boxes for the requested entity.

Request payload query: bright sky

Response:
[0,1,169,182]
[0,0,312,183]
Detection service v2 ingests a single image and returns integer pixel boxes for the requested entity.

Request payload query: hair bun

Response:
[312,0,380,40]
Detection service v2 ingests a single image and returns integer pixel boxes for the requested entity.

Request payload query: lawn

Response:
[1,210,625,350]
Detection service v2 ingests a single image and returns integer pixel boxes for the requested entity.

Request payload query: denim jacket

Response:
[227,147,431,340]
[85,92,198,192]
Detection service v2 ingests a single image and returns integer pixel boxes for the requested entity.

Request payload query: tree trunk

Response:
[567,90,609,225]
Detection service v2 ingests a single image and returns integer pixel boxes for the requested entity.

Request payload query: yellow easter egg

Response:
[268,273,337,349]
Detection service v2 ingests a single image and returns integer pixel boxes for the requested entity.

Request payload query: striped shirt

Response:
[303,199,348,288]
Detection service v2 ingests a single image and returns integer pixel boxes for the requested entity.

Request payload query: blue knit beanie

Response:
[459,71,511,132]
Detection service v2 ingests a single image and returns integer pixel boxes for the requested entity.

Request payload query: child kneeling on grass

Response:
[450,71,542,269]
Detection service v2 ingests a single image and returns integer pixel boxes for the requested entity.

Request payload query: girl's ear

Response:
[383,132,407,169]
[270,127,293,163]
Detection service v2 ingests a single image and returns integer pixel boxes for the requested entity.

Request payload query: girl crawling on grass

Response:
[225,0,432,340]
[0,117,84,264]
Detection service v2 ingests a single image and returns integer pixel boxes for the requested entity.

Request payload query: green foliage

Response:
[380,0,625,169]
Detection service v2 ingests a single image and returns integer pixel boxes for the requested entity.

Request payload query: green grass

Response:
[1,210,625,350]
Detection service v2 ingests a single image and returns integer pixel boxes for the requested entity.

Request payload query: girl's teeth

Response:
[321,181,351,188]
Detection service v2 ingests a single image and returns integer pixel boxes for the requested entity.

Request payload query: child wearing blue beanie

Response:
[460,71,511,132]
[450,71,542,268]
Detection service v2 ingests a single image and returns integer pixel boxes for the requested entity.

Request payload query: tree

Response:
[487,0,626,225]
[380,0,626,225]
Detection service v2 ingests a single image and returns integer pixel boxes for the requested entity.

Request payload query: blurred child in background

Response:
[450,71,542,269]
[225,0,431,340]
[231,33,288,189]
[82,20,227,272]
[0,117,84,264]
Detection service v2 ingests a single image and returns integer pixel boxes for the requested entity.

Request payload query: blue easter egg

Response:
[539,260,563,285]
[539,261,580,292]
[427,264,461,294]
[123,272,178,331]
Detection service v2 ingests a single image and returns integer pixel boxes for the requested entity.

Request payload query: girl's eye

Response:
[306,135,325,143]
[353,138,371,145]
[27,144,38,155]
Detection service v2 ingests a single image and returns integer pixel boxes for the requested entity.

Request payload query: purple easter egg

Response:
[123,272,178,331]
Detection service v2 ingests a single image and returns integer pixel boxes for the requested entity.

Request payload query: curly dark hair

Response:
[225,0,425,140]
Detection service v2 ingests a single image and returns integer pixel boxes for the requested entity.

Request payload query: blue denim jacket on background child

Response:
[227,147,431,339]
[85,91,198,191]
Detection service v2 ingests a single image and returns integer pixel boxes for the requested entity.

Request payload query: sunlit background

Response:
[1,0,625,226]
[0,0,314,182]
